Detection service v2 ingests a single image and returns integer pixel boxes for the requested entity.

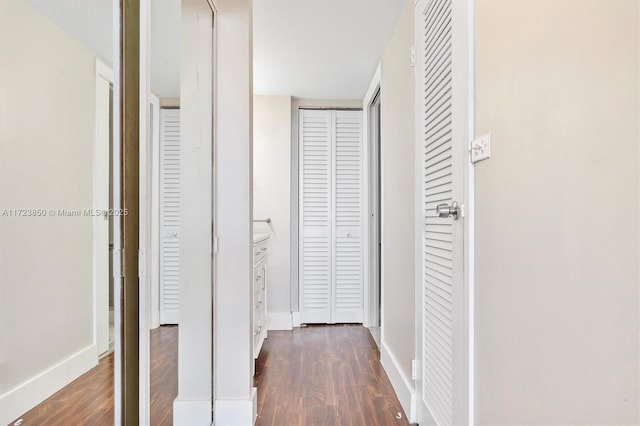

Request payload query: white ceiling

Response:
[27,0,405,100]
[253,0,405,99]
[27,0,181,98]
[27,0,113,63]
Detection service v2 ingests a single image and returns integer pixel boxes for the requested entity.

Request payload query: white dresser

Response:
[253,233,269,361]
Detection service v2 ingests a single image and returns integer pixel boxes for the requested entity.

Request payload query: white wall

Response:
[253,95,293,329]
[378,0,415,403]
[173,0,214,423]
[0,0,97,422]
[214,0,256,424]
[475,1,639,423]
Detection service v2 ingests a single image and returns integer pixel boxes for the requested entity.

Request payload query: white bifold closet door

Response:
[299,109,363,324]
[159,108,181,324]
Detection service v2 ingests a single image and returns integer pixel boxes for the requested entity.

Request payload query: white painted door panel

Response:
[415,0,469,424]
[299,110,332,323]
[333,111,363,323]
[299,109,363,324]
[159,108,180,325]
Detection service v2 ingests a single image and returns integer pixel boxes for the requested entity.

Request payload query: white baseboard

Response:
[173,398,212,425]
[291,311,301,327]
[0,344,98,426]
[267,312,292,330]
[380,341,415,423]
[214,387,257,426]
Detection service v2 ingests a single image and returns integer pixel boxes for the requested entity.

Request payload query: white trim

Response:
[380,342,415,423]
[150,93,161,330]
[0,345,97,426]
[96,58,114,82]
[214,388,257,426]
[465,0,476,423]
[139,2,152,423]
[412,0,423,421]
[111,0,123,422]
[173,398,214,425]
[267,312,293,330]
[93,59,114,358]
[292,311,302,327]
[362,64,381,329]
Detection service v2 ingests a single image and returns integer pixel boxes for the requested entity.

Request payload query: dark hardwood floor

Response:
[9,325,178,426]
[254,324,410,426]
[11,324,409,426]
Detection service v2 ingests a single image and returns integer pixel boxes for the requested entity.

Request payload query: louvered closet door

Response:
[159,108,181,325]
[416,0,467,424]
[299,109,363,324]
[299,110,332,324]
[332,111,363,323]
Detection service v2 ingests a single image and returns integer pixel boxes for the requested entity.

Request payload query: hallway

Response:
[11,325,407,426]
[255,325,410,426]
[10,326,178,426]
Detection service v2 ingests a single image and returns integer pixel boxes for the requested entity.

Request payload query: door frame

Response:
[362,64,382,330]
[93,59,114,357]
[150,93,161,330]
[413,0,475,424]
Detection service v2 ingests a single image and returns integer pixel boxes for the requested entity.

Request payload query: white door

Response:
[414,0,470,424]
[332,110,363,323]
[299,109,363,324]
[299,110,332,323]
[159,108,181,324]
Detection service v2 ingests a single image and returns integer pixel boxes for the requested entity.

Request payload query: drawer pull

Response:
[254,326,262,335]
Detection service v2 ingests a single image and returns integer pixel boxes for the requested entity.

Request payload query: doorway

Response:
[297,108,365,325]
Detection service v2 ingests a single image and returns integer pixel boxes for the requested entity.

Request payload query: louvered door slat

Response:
[160,109,180,325]
[332,110,363,323]
[422,0,454,424]
[299,110,332,323]
[299,109,363,324]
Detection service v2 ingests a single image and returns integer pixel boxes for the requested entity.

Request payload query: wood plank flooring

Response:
[254,324,410,426]
[9,325,178,426]
[11,324,409,426]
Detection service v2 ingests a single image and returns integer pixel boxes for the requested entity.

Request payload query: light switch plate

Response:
[471,133,491,163]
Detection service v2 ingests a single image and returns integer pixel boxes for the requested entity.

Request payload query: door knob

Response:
[436,201,460,220]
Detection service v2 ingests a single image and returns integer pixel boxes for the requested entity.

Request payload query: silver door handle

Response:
[436,201,460,220]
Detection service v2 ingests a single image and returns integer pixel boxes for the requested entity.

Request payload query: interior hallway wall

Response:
[0,0,96,422]
[475,1,639,423]
[378,0,415,398]
[253,95,293,329]
[213,0,255,423]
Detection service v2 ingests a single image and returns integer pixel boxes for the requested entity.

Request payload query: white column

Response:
[214,0,255,424]
[173,0,214,423]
